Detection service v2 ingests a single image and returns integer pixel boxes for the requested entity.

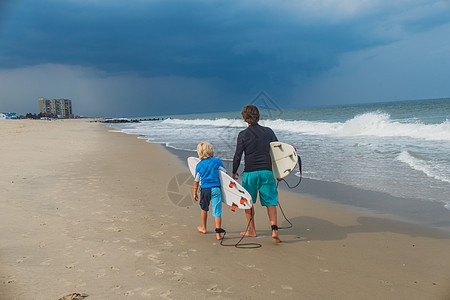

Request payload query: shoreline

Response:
[1,119,449,299]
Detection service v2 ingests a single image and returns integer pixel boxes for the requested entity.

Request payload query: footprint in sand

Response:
[207,284,222,293]
[106,226,122,232]
[170,271,183,281]
[4,276,16,284]
[40,258,53,266]
[136,270,145,277]
[124,288,142,296]
[178,252,188,258]
[134,250,145,257]
[16,256,29,263]
[160,290,172,298]
[141,288,155,297]
[92,252,105,258]
[111,285,121,292]
[281,285,293,290]
[21,232,31,238]
[154,267,165,275]
[152,231,164,237]
[147,254,162,264]
[164,241,174,247]
[65,262,78,269]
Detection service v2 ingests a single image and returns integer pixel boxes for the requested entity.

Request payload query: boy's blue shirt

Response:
[194,157,226,189]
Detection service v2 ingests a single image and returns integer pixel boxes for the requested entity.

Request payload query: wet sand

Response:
[1,119,449,299]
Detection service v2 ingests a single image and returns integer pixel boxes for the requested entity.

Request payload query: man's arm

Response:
[232,132,244,176]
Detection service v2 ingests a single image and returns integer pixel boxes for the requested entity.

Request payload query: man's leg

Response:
[241,207,256,236]
[267,206,281,242]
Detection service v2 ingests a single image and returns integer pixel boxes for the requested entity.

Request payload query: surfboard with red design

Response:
[188,157,253,211]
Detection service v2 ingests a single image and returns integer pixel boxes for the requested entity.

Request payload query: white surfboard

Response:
[270,142,298,180]
[187,157,253,211]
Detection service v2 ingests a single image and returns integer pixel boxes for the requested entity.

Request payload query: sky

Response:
[0,0,449,117]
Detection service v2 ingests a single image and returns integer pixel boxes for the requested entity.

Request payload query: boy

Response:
[193,142,226,240]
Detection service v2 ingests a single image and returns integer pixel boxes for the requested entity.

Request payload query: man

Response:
[232,105,281,242]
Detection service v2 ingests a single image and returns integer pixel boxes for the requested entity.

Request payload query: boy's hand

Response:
[194,193,198,202]
[232,172,239,179]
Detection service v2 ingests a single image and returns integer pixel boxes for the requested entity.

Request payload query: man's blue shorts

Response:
[243,170,278,207]
[199,187,222,217]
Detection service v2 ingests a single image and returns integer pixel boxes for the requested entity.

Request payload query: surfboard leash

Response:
[219,207,262,249]
[278,154,303,189]
[276,154,303,230]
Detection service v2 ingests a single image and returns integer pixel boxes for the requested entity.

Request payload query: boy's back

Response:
[195,157,225,188]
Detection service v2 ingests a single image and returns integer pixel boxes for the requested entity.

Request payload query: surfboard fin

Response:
[229,181,236,188]
[240,197,247,205]
[231,203,238,211]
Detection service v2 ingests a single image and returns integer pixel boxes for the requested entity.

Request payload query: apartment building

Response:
[38,97,74,118]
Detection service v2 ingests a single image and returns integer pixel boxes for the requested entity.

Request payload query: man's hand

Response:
[232,172,239,179]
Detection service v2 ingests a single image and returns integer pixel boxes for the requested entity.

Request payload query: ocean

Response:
[109,98,450,212]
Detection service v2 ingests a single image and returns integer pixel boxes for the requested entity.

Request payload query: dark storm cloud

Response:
[0,0,401,88]
[1,0,450,116]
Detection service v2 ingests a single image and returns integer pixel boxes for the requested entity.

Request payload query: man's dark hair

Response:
[241,105,260,124]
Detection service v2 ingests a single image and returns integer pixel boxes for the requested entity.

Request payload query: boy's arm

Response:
[193,181,199,202]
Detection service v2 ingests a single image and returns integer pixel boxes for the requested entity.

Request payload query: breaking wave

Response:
[397,151,450,184]
[162,112,450,141]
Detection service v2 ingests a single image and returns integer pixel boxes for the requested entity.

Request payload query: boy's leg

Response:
[214,217,223,240]
[210,187,224,240]
[267,206,281,242]
[198,188,212,234]
[197,210,207,233]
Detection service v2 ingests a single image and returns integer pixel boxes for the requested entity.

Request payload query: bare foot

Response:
[240,231,257,237]
[216,233,223,240]
[197,226,206,234]
[272,230,282,243]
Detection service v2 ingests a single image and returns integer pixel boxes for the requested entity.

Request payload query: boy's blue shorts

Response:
[243,170,278,207]
[199,187,222,217]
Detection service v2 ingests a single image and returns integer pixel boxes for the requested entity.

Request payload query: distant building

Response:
[38,97,74,118]
[0,112,17,119]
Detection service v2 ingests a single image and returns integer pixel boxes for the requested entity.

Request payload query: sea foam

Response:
[397,150,450,184]
[162,112,450,141]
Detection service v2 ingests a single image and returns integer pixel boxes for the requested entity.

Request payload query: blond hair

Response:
[197,142,214,160]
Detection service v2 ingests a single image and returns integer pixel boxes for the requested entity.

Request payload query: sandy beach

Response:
[1,119,449,299]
